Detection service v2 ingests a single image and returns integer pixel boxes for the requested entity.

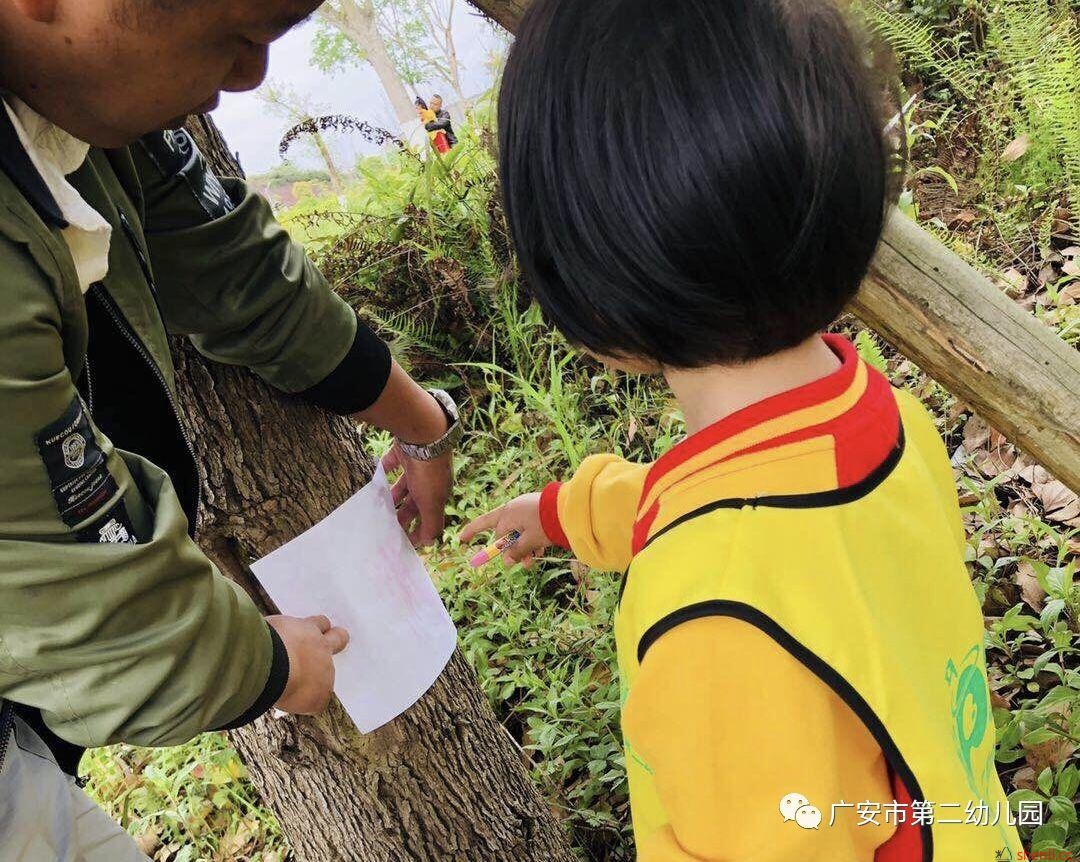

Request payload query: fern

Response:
[858,0,1080,226]
[988,0,1080,223]
[856,2,984,99]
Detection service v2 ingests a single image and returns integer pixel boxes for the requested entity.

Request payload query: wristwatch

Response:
[395,389,463,461]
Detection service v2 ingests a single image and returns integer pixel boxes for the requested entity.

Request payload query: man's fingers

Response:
[460,508,501,543]
[381,446,402,474]
[306,614,332,633]
[390,473,409,507]
[397,500,420,531]
[323,626,350,654]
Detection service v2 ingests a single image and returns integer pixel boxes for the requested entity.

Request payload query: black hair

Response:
[498,0,890,367]
[415,97,429,110]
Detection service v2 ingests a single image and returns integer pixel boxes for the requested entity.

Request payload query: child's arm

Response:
[462,454,650,571]
[624,616,896,861]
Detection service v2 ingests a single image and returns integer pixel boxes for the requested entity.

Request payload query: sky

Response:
[211,8,506,176]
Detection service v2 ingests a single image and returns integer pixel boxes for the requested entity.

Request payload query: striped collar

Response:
[632,334,901,554]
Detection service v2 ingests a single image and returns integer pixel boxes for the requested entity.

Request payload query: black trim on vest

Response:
[638,424,906,556]
[0,101,68,228]
[637,599,933,862]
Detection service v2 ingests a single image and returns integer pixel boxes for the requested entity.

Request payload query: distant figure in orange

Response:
[415,97,451,154]
[425,94,457,149]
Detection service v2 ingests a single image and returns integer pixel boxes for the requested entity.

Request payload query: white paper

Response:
[251,464,457,733]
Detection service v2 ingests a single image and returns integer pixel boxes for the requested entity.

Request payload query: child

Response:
[415,97,451,154]
[461,0,1023,858]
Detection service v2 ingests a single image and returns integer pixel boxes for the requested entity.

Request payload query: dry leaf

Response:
[1023,703,1076,775]
[1018,464,1050,485]
[948,209,978,229]
[1001,134,1032,163]
[1030,477,1080,524]
[962,414,991,451]
[1001,267,1027,296]
[1011,766,1037,792]
[135,828,161,856]
[1015,561,1047,610]
[627,415,638,444]
[1059,282,1080,305]
[990,689,1012,710]
[1037,260,1060,286]
[1064,259,1080,278]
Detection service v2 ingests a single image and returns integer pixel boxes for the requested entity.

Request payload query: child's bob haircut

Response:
[498,0,889,368]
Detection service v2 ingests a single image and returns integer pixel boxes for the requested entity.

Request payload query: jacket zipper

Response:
[83,355,94,415]
[88,282,200,517]
[116,210,167,326]
[0,699,14,773]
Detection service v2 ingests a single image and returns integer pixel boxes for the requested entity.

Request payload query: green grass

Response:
[82,83,1079,860]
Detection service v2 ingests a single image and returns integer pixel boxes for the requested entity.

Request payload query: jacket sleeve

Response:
[539,455,650,571]
[130,129,391,415]
[0,237,288,747]
[624,616,896,860]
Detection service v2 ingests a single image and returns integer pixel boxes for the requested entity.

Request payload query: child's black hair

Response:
[498,0,889,367]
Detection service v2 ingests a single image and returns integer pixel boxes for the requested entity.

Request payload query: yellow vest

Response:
[615,390,1023,859]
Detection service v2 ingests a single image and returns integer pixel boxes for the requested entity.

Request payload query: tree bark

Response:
[464,0,1080,493]
[180,117,577,861]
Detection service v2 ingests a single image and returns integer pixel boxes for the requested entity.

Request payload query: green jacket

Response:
[0,115,390,756]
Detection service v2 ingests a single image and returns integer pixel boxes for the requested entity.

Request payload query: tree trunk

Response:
[337,0,418,126]
[311,127,345,193]
[180,116,577,862]
[464,0,1080,493]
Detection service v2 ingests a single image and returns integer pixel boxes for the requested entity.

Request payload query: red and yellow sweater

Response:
[539,335,1022,861]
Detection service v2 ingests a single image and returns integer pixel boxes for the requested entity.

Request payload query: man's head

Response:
[430,94,443,113]
[498,0,890,370]
[0,0,321,147]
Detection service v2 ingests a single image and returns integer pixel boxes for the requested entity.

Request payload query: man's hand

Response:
[460,492,550,569]
[267,614,349,715]
[354,361,456,547]
[384,444,452,547]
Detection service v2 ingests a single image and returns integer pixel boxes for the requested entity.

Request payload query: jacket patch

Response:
[138,129,236,223]
[34,397,118,528]
[76,501,139,545]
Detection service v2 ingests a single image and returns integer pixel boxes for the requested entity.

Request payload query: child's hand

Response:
[460,493,550,569]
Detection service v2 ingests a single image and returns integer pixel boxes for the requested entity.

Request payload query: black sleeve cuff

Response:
[297,315,392,415]
[215,622,291,731]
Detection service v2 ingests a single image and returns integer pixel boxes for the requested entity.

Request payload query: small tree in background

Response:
[257,80,347,193]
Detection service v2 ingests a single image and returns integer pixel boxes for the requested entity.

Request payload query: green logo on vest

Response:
[946,645,1015,850]
[945,645,992,796]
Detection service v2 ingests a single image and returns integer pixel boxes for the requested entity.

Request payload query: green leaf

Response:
[1047,795,1076,823]
[1056,765,1079,799]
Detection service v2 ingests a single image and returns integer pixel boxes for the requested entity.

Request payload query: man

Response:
[424,94,458,148]
[0,1,462,859]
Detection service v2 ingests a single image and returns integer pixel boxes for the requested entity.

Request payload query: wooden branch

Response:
[855,215,1080,488]
[464,0,1080,492]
